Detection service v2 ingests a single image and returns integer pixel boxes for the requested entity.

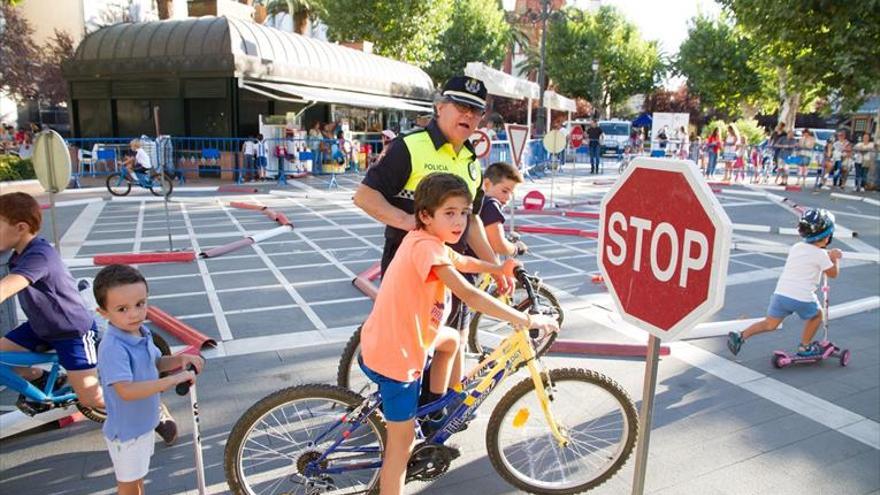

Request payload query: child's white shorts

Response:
[105,430,155,482]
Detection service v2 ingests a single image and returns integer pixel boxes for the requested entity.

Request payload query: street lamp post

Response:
[592,59,599,119]
[534,0,550,136]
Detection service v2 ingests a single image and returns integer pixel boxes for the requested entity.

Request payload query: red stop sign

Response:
[570,125,584,148]
[598,158,731,340]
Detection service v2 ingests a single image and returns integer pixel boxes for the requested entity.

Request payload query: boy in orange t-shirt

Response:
[359,173,559,495]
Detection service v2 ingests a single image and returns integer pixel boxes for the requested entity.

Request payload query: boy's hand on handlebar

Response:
[500,258,521,279]
[171,370,196,387]
[529,314,559,334]
[179,354,205,374]
[514,241,528,256]
[828,248,842,261]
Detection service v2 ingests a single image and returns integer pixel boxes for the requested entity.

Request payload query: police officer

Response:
[354,75,514,327]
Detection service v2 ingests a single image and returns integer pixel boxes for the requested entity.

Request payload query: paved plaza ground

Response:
[1,161,878,495]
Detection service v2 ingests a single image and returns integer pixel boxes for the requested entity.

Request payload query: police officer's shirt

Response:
[362,120,483,271]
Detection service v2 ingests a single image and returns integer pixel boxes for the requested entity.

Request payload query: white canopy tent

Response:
[464,62,540,132]
[542,90,577,134]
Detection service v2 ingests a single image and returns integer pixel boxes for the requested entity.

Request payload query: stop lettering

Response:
[598,158,731,340]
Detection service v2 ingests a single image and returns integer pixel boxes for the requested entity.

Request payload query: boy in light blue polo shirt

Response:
[95,265,203,494]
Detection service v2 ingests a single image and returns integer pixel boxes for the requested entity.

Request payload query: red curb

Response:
[550,341,671,357]
[784,185,802,191]
[147,306,217,350]
[563,211,600,219]
[93,251,195,265]
[229,201,266,211]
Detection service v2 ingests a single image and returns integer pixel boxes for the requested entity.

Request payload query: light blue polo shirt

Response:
[97,324,161,442]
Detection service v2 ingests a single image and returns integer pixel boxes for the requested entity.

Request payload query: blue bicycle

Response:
[106,168,174,197]
[1,331,171,422]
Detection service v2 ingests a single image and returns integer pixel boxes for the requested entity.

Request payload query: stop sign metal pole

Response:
[631,334,661,495]
[155,106,174,252]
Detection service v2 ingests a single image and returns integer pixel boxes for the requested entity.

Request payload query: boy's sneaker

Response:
[727,332,744,356]
[155,403,178,445]
[796,342,822,357]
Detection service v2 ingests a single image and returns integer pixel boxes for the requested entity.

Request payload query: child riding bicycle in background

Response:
[358,173,558,495]
[94,264,203,495]
[474,162,528,258]
[0,192,103,414]
[727,208,841,358]
[123,139,152,181]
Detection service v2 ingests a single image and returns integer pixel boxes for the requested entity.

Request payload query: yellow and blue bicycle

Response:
[224,269,637,495]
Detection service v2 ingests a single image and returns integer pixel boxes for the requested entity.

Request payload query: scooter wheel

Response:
[839,349,851,367]
[772,354,790,369]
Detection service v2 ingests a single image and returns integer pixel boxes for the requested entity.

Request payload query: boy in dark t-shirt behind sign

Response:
[475,162,528,258]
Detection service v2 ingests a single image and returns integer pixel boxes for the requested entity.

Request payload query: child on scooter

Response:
[727,209,841,357]
[359,173,558,495]
[94,264,204,495]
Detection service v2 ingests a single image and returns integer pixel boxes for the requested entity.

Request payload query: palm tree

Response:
[264,0,323,35]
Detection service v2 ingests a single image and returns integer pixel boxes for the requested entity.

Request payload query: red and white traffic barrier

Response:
[200,238,255,258]
[514,225,598,238]
[513,209,600,219]
[147,305,217,350]
[229,201,266,211]
[93,251,196,265]
[352,261,382,300]
[550,341,671,357]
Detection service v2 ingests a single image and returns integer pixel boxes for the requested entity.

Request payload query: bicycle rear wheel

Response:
[224,384,385,495]
[336,326,377,397]
[149,172,173,197]
[105,172,131,196]
[486,368,637,494]
[468,283,563,357]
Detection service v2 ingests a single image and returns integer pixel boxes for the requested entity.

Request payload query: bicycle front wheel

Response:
[468,284,563,357]
[105,172,131,196]
[225,384,385,495]
[486,368,637,494]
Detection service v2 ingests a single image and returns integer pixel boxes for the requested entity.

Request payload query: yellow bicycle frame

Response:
[457,324,569,447]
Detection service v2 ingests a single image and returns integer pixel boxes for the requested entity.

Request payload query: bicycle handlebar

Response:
[514,267,545,340]
[175,364,197,396]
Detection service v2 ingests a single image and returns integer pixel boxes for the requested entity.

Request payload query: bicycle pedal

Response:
[15,395,52,416]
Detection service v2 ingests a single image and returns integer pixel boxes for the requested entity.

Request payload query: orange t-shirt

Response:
[360,230,462,382]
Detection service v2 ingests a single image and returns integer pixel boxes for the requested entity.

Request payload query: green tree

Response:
[719,0,880,129]
[425,0,510,84]
[675,15,767,120]
[320,0,453,70]
[543,6,664,118]
[263,0,324,35]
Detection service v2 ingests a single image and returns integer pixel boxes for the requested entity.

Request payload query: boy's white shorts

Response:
[105,430,155,482]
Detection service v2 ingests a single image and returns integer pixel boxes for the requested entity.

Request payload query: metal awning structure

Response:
[64,16,435,101]
[543,91,577,112]
[542,90,577,133]
[464,62,540,101]
[241,80,434,113]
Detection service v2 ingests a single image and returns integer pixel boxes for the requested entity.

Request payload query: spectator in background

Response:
[770,122,786,171]
[705,127,721,178]
[657,126,669,152]
[678,126,690,159]
[799,129,816,188]
[241,136,256,182]
[852,133,874,192]
[688,133,702,169]
[831,130,851,190]
[586,120,603,174]
[722,124,739,182]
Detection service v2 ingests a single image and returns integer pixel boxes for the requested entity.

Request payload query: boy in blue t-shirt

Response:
[94,264,203,494]
[477,162,528,257]
[0,192,102,412]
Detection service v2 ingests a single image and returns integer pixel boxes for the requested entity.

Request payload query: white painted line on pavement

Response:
[54,197,104,207]
[684,296,880,339]
[59,200,106,259]
[865,197,880,206]
[563,292,880,450]
[133,200,145,253]
[732,223,772,233]
[216,200,328,331]
[732,243,880,263]
[178,202,234,341]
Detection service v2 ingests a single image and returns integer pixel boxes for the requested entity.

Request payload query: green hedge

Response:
[0,156,36,181]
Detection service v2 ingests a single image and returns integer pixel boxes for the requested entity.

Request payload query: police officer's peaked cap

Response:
[441,76,487,111]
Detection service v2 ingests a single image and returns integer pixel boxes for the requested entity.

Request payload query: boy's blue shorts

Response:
[5,320,99,371]
[358,358,421,422]
[768,293,820,320]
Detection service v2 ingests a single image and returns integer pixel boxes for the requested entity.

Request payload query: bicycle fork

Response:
[524,358,570,447]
